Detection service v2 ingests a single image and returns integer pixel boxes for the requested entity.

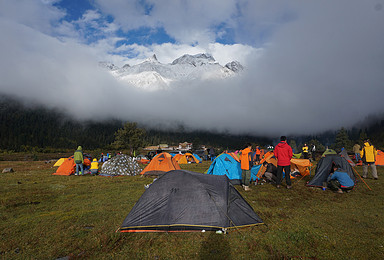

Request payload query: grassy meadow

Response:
[1,158,384,259]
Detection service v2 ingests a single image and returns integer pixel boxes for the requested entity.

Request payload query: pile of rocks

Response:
[100,154,141,176]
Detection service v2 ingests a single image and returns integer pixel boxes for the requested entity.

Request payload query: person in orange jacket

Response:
[255,146,262,164]
[240,143,253,191]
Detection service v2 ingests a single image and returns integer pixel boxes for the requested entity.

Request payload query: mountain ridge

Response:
[99,53,244,90]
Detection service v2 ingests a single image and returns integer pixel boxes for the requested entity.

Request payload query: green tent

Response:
[292,153,302,159]
[321,149,337,157]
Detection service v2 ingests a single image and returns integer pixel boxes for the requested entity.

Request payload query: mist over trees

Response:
[1,95,383,152]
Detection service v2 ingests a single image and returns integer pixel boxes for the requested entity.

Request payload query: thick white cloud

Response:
[0,0,384,137]
[0,0,65,33]
[94,0,238,44]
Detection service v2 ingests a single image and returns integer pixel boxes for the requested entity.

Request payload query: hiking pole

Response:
[352,167,372,191]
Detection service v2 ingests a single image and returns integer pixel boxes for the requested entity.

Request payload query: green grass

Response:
[1,160,384,259]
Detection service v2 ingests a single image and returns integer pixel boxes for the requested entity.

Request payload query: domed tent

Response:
[100,154,141,176]
[256,152,312,180]
[206,153,242,184]
[53,158,66,167]
[376,150,384,166]
[120,170,264,232]
[140,152,181,176]
[339,149,356,167]
[173,153,201,164]
[53,156,91,176]
[306,155,355,187]
[290,159,313,178]
[53,157,75,175]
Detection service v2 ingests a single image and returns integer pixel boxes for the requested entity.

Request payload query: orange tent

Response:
[257,152,312,179]
[53,156,91,176]
[356,149,384,166]
[227,152,240,162]
[376,150,384,166]
[173,153,200,164]
[140,152,181,176]
[259,151,274,164]
[290,159,313,178]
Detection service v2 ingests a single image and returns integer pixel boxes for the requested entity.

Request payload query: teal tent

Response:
[206,153,242,184]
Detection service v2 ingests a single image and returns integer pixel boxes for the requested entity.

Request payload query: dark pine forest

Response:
[1,95,383,152]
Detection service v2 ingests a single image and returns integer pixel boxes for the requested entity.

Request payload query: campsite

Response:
[1,156,383,259]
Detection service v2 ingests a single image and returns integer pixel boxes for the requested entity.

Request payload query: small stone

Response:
[2,168,14,173]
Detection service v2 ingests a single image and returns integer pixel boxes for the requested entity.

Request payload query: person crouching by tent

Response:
[274,136,293,189]
[90,158,99,175]
[328,165,355,194]
[262,161,277,184]
[74,146,84,176]
[240,143,253,191]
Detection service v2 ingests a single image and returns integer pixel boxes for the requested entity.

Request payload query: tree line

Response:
[1,95,383,152]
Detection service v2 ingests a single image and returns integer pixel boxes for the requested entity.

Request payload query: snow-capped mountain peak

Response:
[101,53,243,91]
[143,54,159,63]
[171,53,216,66]
[225,61,244,73]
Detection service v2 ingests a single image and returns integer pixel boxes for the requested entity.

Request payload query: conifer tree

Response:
[334,127,352,151]
[112,122,146,154]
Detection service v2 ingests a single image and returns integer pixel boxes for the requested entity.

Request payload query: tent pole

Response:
[293,165,313,185]
[352,167,372,191]
[294,174,306,185]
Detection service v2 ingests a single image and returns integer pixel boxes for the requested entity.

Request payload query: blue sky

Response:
[46,0,274,65]
[0,0,384,135]
[54,1,176,46]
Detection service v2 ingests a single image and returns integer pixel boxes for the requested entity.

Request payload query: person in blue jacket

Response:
[328,165,355,193]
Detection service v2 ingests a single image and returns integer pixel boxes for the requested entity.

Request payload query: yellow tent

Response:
[53,158,66,167]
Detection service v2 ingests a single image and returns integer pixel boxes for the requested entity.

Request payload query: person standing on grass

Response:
[209,147,216,161]
[74,146,84,176]
[311,144,316,160]
[274,136,293,189]
[302,143,309,159]
[360,139,378,180]
[255,146,262,164]
[240,143,253,191]
[353,143,361,162]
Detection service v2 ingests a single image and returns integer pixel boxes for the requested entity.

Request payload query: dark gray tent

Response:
[307,155,356,187]
[120,170,263,232]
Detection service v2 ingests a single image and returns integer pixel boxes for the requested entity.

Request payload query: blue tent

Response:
[251,165,262,181]
[206,153,242,184]
[193,153,203,162]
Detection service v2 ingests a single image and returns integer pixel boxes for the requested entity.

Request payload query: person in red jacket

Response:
[274,136,293,189]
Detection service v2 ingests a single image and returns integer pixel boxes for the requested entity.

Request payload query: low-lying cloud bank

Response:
[0,1,384,137]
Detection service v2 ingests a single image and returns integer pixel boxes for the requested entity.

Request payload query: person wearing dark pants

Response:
[274,136,293,189]
[276,165,291,188]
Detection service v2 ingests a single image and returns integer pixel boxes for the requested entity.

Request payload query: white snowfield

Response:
[99,53,244,91]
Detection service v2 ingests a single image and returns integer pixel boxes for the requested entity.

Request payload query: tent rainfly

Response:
[306,155,355,187]
[140,152,181,176]
[120,170,264,232]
